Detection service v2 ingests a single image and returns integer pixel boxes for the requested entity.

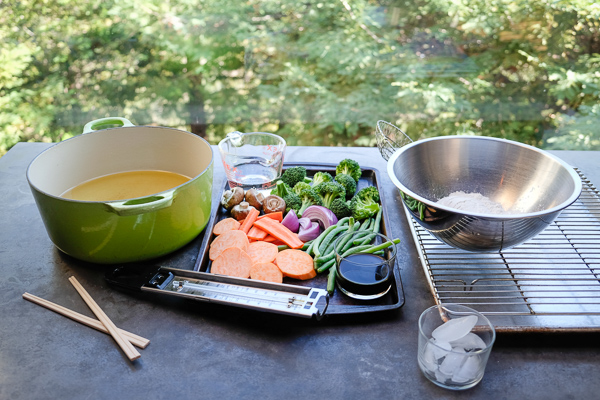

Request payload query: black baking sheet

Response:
[194,162,405,316]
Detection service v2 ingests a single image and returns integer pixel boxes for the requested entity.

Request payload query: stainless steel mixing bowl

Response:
[387,136,582,252]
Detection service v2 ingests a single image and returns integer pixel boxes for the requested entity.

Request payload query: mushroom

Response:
[244,188,264,212]
[221,186,244,211]
[263,195,286,214]
[231,201,256,221]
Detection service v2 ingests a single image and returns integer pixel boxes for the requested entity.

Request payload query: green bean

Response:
[277,245,290,252]
[340,239,401,258]
[333,221,360,253]
[326,265,337,295]
[350,231,372,245]
[318,226,348,254]
[363,238,401,254]
[305,241,315,256]
[301,240,313,251]
[372,209,382,233]
[359,233,376,245]
[314,249,335,266]
[336,217,351,226]
[316,258,336,274]
[359,218,371,230]
[312,224,337,257]
[340,244,372,258]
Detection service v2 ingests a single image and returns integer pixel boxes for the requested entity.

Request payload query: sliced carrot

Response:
[213,217,241,236]
[247,226,268,241]
[262,235,277,243]
[275,249,316,280]
[239,207,260,234]
[253,217,304,249]
[250,262,283,283]
[247,241,279,265]
[209,229,249,261]
[211,247,252,278]
[257,211,283,222]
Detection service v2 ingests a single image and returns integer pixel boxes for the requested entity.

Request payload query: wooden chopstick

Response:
[68,276,141,361]
[22,292,150,349]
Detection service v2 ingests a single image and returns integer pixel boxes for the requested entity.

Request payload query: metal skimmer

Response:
[405,168,600,332]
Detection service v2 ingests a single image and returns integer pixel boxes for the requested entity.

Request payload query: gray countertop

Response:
[1,142,599,400]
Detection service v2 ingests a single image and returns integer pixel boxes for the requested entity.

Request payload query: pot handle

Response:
[83,117,135,134]
[105,190,175,216]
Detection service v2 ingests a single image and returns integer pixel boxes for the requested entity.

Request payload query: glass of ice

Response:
[417,304,496,390]
[218,131,286,193]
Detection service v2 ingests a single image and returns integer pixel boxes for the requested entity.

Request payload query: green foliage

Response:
[2,0,600,156]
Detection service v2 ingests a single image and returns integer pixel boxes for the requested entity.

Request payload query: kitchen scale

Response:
[105,265,329,320]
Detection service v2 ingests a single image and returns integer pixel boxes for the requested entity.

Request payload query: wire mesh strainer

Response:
[375,120,412,161]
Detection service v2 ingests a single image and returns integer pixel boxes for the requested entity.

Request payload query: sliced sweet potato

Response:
[209,229,249,261]
[250,262,283,283]
[275,249,316,280]
[247,241,279,265]
[212,217,241,236]
[211,247,252,278]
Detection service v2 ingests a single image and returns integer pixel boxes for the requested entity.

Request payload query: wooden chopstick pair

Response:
[23,276,149,361]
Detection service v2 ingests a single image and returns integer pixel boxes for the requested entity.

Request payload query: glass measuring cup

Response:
[218,131,286,192]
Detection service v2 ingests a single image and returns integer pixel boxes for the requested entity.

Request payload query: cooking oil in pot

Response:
[61,170,191,201]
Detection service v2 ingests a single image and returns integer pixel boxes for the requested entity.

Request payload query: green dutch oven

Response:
[27,117,214,264]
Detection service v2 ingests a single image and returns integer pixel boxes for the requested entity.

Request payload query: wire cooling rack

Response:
[406,168,600,332]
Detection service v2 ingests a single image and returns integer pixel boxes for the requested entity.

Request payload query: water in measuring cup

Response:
[225,157,281,193]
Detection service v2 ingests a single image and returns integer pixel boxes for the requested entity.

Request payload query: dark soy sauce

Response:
[336,253,393,299]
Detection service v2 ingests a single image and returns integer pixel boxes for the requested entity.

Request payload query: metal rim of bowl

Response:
[386,135,583,220]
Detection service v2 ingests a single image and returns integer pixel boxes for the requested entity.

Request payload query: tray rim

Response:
[194,161,405,316]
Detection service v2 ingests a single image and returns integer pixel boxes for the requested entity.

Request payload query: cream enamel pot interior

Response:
[27,117,214,264]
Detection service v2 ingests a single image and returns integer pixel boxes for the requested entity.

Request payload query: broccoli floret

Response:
[284,192,302,214]
[335,159,361,182]
[312,171,333,186]
[303,176,313,184]
[334,173,357,200]
[270,180,301,213]
[314,181,346,209]
[270,180,293,197]
[280,166,307,188]
[298,188,323,215]
[330,198,352,219]
[349,186,381,220]
[356,186,380,203]
[293,181,312,196]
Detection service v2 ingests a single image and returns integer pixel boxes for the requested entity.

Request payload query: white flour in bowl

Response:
[437,191,506,214]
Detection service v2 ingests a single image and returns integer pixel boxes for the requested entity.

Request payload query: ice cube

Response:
[450,332,487,352]
[420,342,439,372]
[430,338,452,360]
[438,349,467,376]
[431,315,478,342]
[435,368,452,384]
[452,354,482,383]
